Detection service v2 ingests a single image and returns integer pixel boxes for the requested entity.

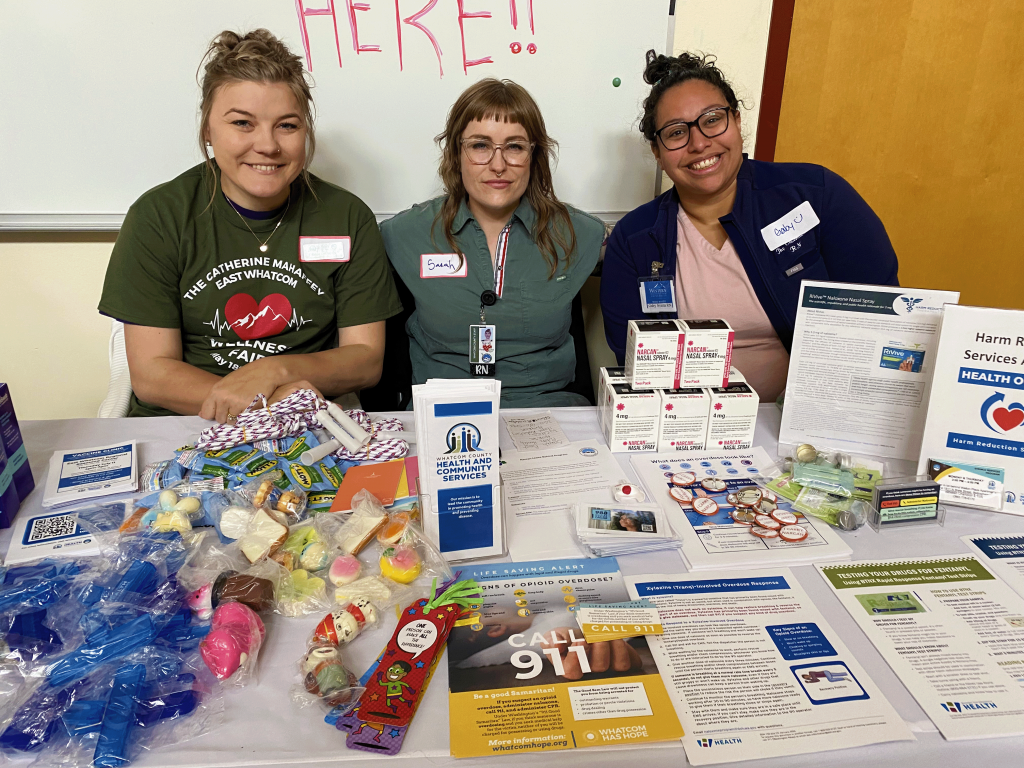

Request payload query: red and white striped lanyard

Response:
[480,220,512,322]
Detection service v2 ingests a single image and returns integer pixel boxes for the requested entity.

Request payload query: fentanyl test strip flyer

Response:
[962,534,1024,599]
[818,556,1024,740]
[626,569,913,764]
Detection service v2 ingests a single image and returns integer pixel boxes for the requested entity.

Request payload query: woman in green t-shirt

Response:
[380,79,604,408]
[99,29,401,419]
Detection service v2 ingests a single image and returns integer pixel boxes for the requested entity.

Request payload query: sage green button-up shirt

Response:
[381,196,604,407]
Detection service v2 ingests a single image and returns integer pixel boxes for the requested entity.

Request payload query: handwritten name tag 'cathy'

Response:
[760,200,820,251]
[420,253,467,278]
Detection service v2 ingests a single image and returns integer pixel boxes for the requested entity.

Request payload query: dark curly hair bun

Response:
[639,49,742,142]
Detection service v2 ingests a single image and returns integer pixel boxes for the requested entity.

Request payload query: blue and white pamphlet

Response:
[42,441,138,508]
[413,379,503,560]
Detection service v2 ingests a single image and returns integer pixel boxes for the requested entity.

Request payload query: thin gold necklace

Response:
[230,195,291,253]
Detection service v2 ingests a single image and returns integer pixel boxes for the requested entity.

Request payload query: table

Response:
[4,406,1024,768]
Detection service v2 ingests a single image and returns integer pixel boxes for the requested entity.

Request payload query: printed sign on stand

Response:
[917,304,1024,515]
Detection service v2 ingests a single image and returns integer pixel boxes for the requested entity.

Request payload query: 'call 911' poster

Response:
[446,558,682,757]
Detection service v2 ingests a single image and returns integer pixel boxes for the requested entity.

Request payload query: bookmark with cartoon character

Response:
[355,578,480,726]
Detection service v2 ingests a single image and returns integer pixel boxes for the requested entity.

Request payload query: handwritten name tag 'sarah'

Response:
[760,201,821,251]
[420,253,468,278]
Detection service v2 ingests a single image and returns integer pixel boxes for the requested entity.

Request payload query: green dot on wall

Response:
[612,77,621,87]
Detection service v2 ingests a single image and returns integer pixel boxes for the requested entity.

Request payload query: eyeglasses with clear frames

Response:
[461,138,535,166]
[654,107,732,151]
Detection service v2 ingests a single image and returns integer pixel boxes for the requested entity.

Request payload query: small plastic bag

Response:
[236,470,307,524]
[198,601,265,685]
[372,509,452,590]
[242,557,330,619]
[792,487,872,530]
[328,490,388,556]
[291,635,363,712]
[203,489,258,542]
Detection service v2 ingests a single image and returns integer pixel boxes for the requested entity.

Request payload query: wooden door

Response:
[772,0,1024,309]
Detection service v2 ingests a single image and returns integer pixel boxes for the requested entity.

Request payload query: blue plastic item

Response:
[0,679,85,751]
[94,663,146,768]
[45,614,157,688]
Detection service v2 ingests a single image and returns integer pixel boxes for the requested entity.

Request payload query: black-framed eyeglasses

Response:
[654,107,732,150]
[461,138,535,166]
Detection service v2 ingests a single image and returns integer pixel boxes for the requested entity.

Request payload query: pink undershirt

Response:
[674,204,790,402]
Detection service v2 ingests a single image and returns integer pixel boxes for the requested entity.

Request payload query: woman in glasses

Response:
[600,52,898,402]
[381,79,604,406]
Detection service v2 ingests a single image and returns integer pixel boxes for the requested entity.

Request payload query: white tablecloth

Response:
[3,406,1024,768]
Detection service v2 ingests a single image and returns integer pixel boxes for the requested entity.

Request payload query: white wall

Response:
[0,1,773,420]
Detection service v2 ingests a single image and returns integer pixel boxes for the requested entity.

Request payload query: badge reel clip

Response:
[638,261,676,314]
[469,289,498,378]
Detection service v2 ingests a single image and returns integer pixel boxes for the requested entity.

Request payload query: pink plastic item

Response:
[199,602,266,682]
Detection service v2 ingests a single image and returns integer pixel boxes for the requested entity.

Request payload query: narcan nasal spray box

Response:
[603,384,660,453]
[677,319,734,387]
[706,383,759,450]
[625,320,685,389]
[657,388,711,452]
[598,367,628,434]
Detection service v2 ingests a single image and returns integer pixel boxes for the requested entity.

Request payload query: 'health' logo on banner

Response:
[980,392,1024,435]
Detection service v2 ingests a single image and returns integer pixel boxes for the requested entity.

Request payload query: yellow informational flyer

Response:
[447,558,683,757]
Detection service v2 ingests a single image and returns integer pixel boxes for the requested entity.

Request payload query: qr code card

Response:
[4,503,127,564]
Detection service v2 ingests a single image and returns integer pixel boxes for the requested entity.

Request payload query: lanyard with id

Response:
[639,260,677,313]
[470,221,511,376]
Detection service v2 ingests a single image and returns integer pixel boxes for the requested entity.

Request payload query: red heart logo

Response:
[993,407,1024,432]
[224,293,292,340]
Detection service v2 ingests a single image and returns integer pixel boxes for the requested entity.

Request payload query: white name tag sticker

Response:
[760,201,820,251]
[299,236,351,263]
[420,253,467,278]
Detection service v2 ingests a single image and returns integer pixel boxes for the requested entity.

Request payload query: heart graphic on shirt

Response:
[992,407,1024,432]
[224,293,292,340]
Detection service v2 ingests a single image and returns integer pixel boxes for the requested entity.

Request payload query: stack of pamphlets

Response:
[412,379,503,560]
[42,441,138,508]
[572,501,681,557]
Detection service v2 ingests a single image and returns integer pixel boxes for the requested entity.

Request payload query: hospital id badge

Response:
[639,277,676,313]
[469,324,496,376]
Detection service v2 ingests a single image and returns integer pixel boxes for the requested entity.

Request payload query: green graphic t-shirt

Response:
[99,163,402,417]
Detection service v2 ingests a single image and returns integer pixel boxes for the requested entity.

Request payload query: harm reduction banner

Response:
[917,305,1024,515]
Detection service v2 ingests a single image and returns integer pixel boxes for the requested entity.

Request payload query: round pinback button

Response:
[754,514,781,530]
[480,290,498,306]
[700,478,726,493]
[730,509,757,525]
[757,498,779,515]
[726,493,739,506]
[761,489,778,503]
[613,482,645,503]
[779,524,808,542]
[692,497,719,516]
[734,487,762,507]
[671,472,697,487]
[669,487,694,504]
[770,510,798,525]
[750,526,779,539]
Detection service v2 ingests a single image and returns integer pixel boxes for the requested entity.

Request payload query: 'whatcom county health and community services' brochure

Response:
[446,558,683,757]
